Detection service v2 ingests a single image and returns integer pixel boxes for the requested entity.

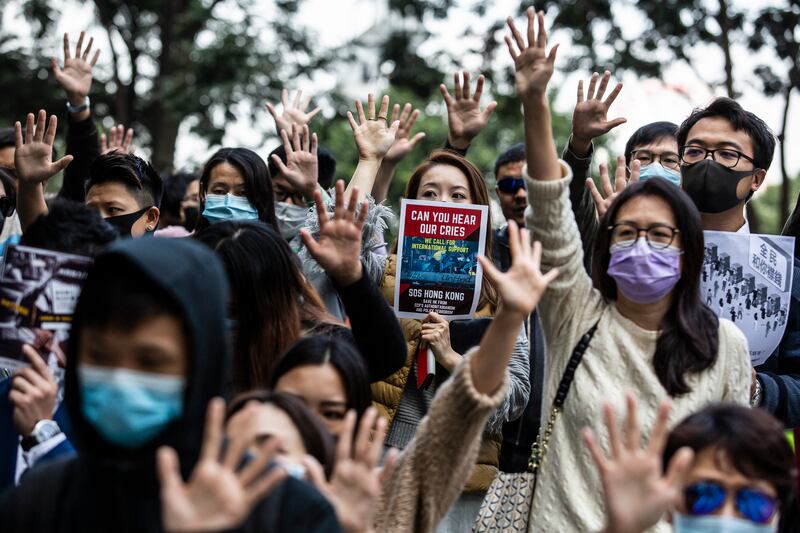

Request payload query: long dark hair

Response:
[270,336,372,422]
[592,178,718,396]
[401,150,499,311]
[196,147,277,232]
[226,390,336,478]
[195,221,336,392]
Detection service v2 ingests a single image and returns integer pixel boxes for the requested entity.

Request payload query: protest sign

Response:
[702,231,795,366]
[0,245,92,370]
[394,199,488,320]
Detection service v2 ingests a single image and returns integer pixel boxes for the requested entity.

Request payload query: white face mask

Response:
[275,201,308,240]
[673,513,776,533]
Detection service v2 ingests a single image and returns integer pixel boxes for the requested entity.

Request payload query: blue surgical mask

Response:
[202,193,259,224]
[79,365,185,448]
[639,163,681,186]
[673,513,775,533]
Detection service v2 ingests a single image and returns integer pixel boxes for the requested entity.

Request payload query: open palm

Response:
[583,395,694,533]
[572,71,626,144]
[265,89,322,135]
[506,9,558,100]
[384,103,425,163]
[440,71,497,148]
[347,94,399,161]
[301,180,366,286]
[14,111,73,184]
[587,156,640,219]
[478,221,558,317]
[270,124,318,197]
[52,32,99,101]
[158,398,286,533]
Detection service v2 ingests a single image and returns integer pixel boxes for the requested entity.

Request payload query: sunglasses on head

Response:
[684,481,778,524]
[0,196,14,218]
[497,177,526,194]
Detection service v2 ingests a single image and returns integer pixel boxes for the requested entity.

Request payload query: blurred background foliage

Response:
[1,0,798,233]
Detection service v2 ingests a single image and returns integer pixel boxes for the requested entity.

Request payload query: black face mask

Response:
[681,159,755,214]
[105,207,151,237]
[182,206,199,232]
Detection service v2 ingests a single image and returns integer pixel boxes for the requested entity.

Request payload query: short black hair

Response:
[21,199,118,257]
[86,153,164,209]
[664,405,795,518]
[676,97,776,170]
[267,143,337,190]
[161,171,198,219]
[624,121,678,166]
[493,143,525,179]
[0,127,14,150]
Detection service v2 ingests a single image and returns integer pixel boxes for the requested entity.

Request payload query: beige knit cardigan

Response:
[372,349,506,532]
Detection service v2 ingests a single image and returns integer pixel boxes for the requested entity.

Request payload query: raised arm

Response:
[52,31,101,202]
[269,124,320,204]
[301,180,406,381]
[506,9,561,182]
[345,94,399,204]
[372,103,425,203]
[376,222,557,531]
[265,89,322,137]
[565,72,626,269]
[15,111,73,231]
[440,71,497,151]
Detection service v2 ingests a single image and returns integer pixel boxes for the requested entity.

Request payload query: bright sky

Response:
[3,0,796,191]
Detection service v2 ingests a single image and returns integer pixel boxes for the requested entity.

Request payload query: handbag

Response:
[472,321,599,532]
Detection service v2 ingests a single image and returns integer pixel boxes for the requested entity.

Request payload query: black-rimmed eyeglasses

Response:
[608,222,680,250]
[679,145,756,169]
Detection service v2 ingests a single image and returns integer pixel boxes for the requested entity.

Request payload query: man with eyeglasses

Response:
[675,98,800,429]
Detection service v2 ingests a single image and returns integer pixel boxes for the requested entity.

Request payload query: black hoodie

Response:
[0,237,340,533]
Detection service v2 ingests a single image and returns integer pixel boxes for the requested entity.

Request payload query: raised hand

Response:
[265,89,322,135]
[478,221,558,318]
[571,71,626,155]
[51,32,99,106]
[440,71,497,150]
[100,124,135,155]
[300,180,366,287]
[10,345,58,436]
[506,8,559,103]
[157,398,286,533]
[14,110,73,184]
[303,408,396,533]
[586,157,640,219]
[347,94,400,161]
[384,103,425,164]
[270,124,319,200]
[583,394,694,533]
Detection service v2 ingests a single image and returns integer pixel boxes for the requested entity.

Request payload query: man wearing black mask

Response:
[676,98,800,427]
[14,110,161,238]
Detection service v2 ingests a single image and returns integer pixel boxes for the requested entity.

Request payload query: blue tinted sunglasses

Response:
[497,177,526,194]
[684,481,777,524]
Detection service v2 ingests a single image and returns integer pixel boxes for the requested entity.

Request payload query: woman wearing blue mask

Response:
[496,11,751,533]
[194,147,278,232]
[585,397,794,533]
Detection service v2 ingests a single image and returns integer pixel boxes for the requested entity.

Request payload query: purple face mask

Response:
[607,237,681,304]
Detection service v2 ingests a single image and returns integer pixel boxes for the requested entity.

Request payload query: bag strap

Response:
[528,320,599,474]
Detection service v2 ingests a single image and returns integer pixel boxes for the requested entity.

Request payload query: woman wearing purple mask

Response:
[491,10,751,533]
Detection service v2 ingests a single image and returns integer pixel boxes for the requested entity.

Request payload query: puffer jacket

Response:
[372,255,524,492]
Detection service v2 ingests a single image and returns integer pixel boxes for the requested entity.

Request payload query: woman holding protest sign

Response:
[300,90,530,531]
[477,9,750,533]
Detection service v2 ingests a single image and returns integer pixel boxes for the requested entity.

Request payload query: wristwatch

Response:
[20,419,62,452]
[66,96,90,114]
[750,377,763,407]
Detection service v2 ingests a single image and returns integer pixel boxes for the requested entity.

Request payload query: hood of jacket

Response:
[63,236,230,479]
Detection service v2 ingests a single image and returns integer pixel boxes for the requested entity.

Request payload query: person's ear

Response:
[145,206,160,231]
[751,169,767,192]
[495,185,501,197]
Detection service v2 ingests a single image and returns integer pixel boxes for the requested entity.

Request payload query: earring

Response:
[146,226,153,231]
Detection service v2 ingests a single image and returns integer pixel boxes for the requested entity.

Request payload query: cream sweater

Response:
[524,164,751,532]
[373,349,506,532]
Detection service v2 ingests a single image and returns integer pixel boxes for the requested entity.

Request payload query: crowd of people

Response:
[0,7,798,533]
